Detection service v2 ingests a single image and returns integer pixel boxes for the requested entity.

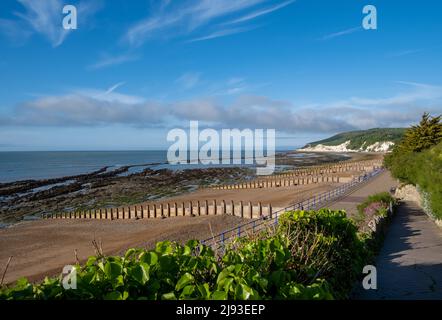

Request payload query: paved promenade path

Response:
[327,170,442,299]
[355,201,442,299]
[327,170,398,216]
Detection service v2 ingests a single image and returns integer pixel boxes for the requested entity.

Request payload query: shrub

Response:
[278,209,367,298]
[356,192,396,217]
[385,113,442,219]
[1,209,372,300]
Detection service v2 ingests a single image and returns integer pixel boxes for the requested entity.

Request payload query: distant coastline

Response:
[0,149,310,183]
[0,150,355,223]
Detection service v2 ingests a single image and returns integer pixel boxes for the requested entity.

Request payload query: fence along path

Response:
[201,168,384,251]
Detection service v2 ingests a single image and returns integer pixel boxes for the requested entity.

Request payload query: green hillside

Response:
[305,128,406,150]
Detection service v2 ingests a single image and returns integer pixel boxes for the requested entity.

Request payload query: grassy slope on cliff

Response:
[305,128,405,150]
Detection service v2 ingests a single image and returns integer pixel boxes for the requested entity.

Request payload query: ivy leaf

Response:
[179,285,195,299]
[104,261,123,280]
[140,251,158,266]
[156,241,173,255]
[124,248,137,260]
[161,292,177,300]
[176,273,194,291]
[130,263,150,285]
[197,283,211,299]
[234,283,253,300]
[211,290,228,300]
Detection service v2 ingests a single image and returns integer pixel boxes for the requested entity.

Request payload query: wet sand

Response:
[0,215,244,285]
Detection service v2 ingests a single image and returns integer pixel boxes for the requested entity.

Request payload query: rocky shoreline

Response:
[0,151,360,224]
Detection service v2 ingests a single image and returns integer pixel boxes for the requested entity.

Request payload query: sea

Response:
[0,150,299,183]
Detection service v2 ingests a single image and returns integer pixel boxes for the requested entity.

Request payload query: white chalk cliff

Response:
[299,140,394,153]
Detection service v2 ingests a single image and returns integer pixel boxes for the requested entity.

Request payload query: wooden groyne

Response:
[43,159,382,221]
[43,200,276,220]
[210,175,348,190]
[207,160,382,190]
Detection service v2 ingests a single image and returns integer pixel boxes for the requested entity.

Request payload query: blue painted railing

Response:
[201,168,384,251]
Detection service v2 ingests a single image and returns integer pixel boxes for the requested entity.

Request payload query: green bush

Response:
[278,209,367,298]
[385,113,442,219]
[386,142,442,219]
[356,192,396,217]
[1,209,372,300]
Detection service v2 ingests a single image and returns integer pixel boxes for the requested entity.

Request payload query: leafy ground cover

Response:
[0,209,381,300]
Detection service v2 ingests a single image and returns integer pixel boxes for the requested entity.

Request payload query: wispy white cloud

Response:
[223,0,295,25]
[0,0,102,47]
[386,49,423,58]
[123,0,294,46]
[186,25,258,42]
[103,82,126,95]
[176,72,201,90]
[225,77,248,95]
[320,26,362,41]
[89,53,139,70]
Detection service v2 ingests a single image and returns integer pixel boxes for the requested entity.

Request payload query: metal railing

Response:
[201,168,384,251]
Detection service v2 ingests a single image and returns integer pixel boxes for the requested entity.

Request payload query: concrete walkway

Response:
[326,170,442,299]
[328,170,398,216]
[355,201,442,299]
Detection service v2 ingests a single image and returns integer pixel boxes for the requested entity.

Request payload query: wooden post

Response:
[248,202,253,219]
[181,202,185,216]
[258,202,262,217]
[174,202,178,217]
[268,204,272,218]
[197,201,201,216]
[240,201,244,218]
[231,200,235,216]
[223,200,226,214]
[153,204,157,218]
[213,200,217,215]
[167,203,171,217]
[205,200,209,215]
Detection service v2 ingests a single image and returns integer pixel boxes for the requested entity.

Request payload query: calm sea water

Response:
[0,150,295,183]
[0,151,168,183]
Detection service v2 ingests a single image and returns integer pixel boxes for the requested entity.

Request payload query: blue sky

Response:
[0,0,441,151]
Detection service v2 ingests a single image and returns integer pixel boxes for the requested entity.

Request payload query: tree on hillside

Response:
[400,112,442,152]
[384,112,441,175]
